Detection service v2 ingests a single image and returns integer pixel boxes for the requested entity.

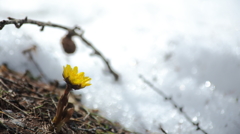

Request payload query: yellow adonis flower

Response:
[63,64,91,89]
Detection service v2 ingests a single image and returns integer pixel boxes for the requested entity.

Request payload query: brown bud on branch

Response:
[61,33,76,54]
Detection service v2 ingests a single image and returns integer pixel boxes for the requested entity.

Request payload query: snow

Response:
[0,0,240,133]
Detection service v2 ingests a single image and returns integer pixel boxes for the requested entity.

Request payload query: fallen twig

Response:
[0,110,15,119]
[0,97,29,115]
[0,76,43,97]
[0,17,119,81]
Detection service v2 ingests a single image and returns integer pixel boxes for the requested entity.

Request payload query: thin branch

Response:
[0,17,119,81]
[159,126,168,134]
[77,34,119,80]
[22,45,48,82]
[139,75,208,134]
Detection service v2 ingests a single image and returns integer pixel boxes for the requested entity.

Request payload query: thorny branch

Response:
[0,17,119,81]
[139,75,208,134]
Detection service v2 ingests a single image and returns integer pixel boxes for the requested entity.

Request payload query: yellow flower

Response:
[63,64,91,89]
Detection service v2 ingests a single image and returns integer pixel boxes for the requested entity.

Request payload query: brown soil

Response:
[0,64,133,134]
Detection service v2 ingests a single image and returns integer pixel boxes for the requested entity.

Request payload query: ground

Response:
[0,64,132,134]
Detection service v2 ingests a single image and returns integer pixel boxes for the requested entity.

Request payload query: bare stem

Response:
[0,17,119,81]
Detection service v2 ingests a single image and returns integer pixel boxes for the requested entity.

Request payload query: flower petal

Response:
[62,64,91,89]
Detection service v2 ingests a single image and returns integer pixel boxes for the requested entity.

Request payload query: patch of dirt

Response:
[0,64,133,134]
